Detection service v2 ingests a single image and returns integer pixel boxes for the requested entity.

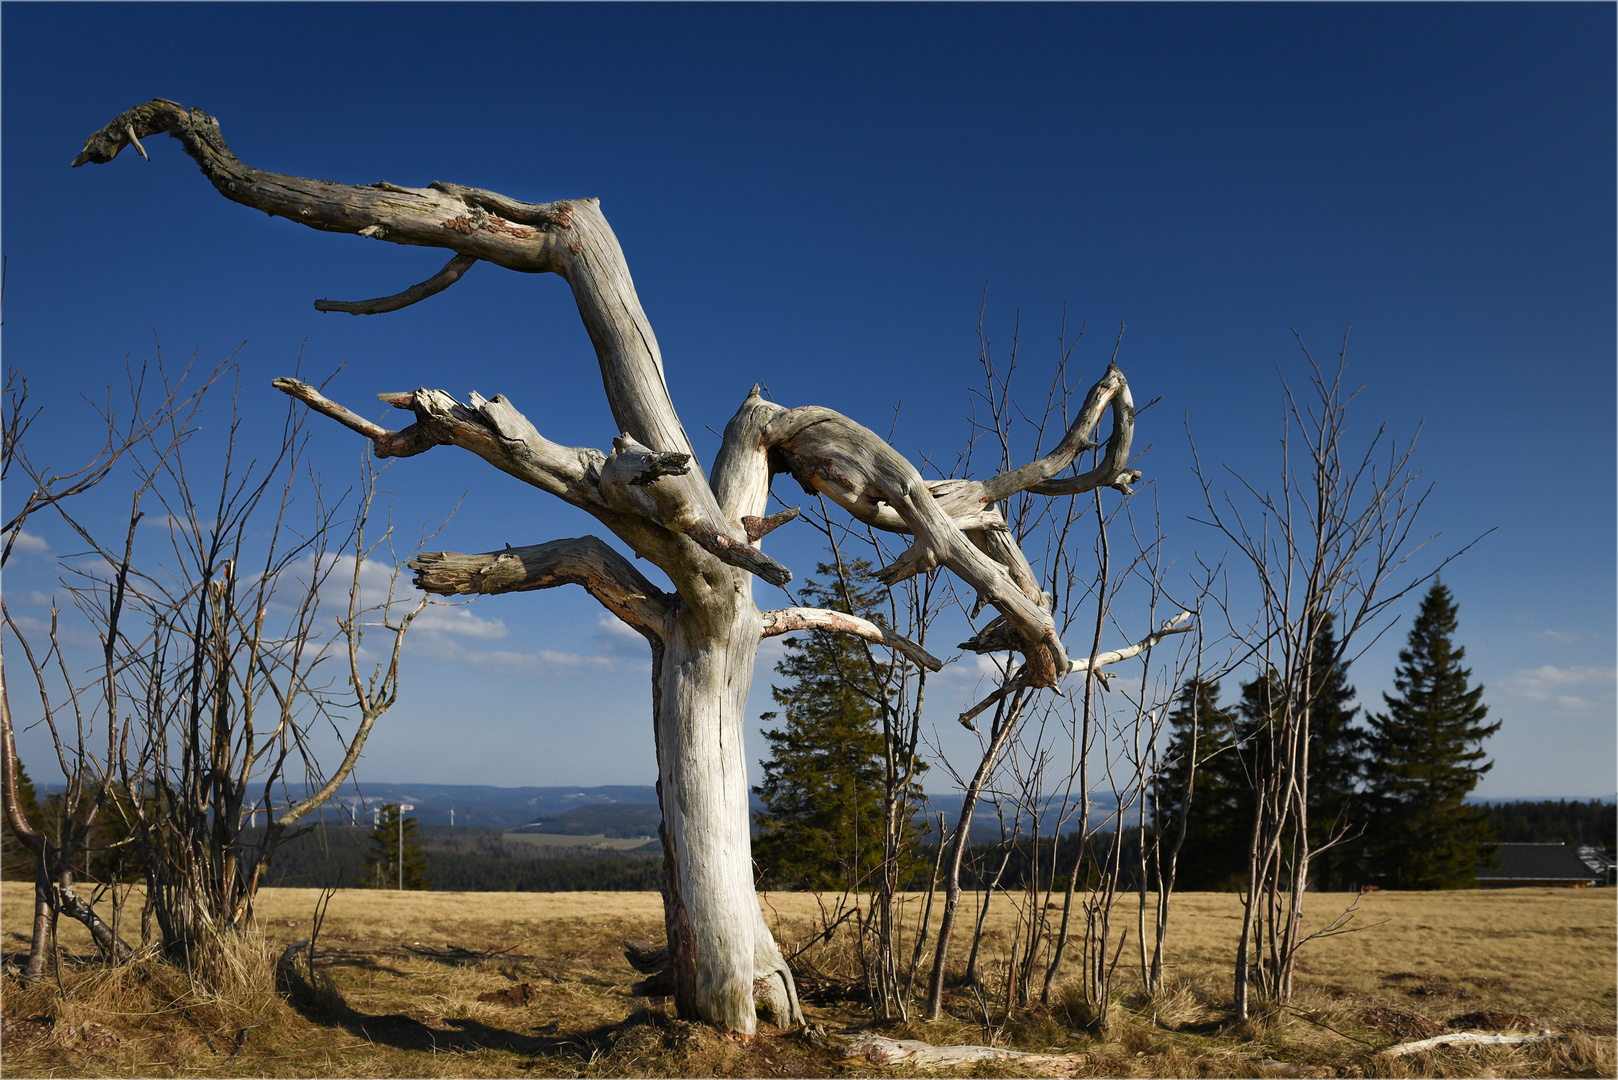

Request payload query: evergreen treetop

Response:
[752,559,925,891]
[1156,678,1251,891]
[1364,582,1500,888]
[1303,614,1367,890]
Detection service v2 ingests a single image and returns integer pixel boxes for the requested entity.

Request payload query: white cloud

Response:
[597,614,644,642]
[1498,665,1616,714]
[406,633,647,678]
[412,603,509,640]
[138,514,203,537]
[1534,628,1578,644]
[4,613,48,635]
[8,530,48,554]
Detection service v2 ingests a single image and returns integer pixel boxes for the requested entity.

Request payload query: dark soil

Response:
[1446,1010,1539,1031]
[477,983,545,1006]
[1358,1007,1444,1039]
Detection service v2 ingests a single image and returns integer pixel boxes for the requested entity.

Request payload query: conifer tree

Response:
[1305,615,1366,891]
[1,760,41,881]
[1156,679,1250,890]
[1363,582,1500,888]
[358,804,432,890]
[753,560,923,891]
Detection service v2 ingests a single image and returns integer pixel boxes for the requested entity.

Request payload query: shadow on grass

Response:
[274,951,638,1062]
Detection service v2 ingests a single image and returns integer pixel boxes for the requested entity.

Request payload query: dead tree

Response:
[74,99,1146,1032]
[2,366,185,980]
[1191,333,1478,1018]
[3,360,426,982]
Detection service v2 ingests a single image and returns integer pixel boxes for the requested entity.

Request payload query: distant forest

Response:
[9,796,1607,892]
[1483,798,1615,848]
[247,802,664,892]
[242,799,1612,894]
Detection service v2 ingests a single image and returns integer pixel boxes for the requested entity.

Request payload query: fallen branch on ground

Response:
[823,1029,1092,1072]
[1380,1030,1562,1057]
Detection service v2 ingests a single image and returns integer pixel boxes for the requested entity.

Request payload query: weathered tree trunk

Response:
[654,595,797,1029]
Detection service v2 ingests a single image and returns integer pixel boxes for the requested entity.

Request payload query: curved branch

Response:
[760,607,942,672]
[74,99,700,468]
[314,253,478,315]
[72,100,569,273]
[979,362,1140,501]
[409,536,670,641]
[1069,610,1194,671]
[762,404,1070,684]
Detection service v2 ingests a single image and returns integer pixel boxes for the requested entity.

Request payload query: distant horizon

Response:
[34,777,1617,805]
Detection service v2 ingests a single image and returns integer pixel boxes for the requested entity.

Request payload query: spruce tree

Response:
[1363,582,1500,888]
[1229,622,1368,893]
[1305,615,1367,891]
[1,760,41,881]
[753,559,922,891]
[358,804,433,890]
[1156,679,1250,890]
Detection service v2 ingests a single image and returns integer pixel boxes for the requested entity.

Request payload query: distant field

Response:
[502,832,659,851]
[3,882,1613,1077]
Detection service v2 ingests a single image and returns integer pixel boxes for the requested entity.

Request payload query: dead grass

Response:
[3,881,1613,1077]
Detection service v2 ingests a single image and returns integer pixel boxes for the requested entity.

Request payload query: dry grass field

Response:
[3,881,1613,1077]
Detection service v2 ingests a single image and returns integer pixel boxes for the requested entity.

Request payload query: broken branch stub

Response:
[600,434,793,588]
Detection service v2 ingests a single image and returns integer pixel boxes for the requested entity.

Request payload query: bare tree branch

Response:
[410,535,671,640]
[315,253,478,315]
[978,362,1139,501]
[759,606,942,672]
[72,100,572,274]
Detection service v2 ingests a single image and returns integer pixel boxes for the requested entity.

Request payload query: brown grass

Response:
[3,882,1613,1077]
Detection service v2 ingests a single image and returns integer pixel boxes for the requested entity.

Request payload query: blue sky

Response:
[3,3,1613,799]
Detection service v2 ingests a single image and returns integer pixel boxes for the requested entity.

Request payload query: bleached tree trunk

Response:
[73,99,1148,1031]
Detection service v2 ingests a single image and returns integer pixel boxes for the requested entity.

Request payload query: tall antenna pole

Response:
[397,804,416,891]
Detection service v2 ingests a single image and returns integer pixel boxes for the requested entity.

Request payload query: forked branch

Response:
[978,362,1140,500]
[955,611,1193,729]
